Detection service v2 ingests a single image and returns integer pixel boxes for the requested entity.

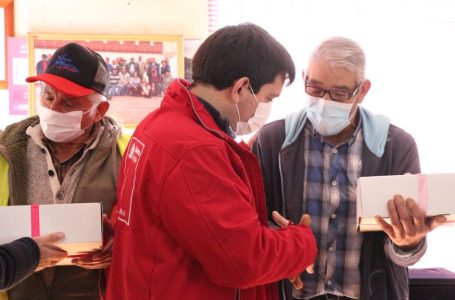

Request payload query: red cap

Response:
[26,43,109,97]
[26,73,95,97]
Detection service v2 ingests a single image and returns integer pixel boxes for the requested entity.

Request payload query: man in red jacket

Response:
[106,23,317,300]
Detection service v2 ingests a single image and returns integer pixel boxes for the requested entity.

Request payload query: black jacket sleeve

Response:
[0,237,40,290]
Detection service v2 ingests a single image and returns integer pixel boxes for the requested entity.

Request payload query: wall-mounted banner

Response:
[7,37,28,115]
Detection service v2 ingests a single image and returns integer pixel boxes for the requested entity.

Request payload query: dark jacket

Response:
[0,238,39,290]
[252,108,424,300]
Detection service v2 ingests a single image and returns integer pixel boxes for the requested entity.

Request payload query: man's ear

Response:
[356,79,371,104]
[230,77,250,104]
[95,101,110,121]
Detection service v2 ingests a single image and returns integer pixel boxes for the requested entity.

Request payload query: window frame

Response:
[0,0,14,89]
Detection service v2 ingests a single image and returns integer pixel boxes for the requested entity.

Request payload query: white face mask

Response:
[235,85,272,135]
[306,96,355,136]
[39,105,96,143]
[236,101,272,135]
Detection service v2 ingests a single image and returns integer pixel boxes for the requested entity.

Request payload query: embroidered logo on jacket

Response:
[118,137,145,225]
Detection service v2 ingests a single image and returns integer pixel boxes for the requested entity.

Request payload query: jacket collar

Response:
[163,79,234,142]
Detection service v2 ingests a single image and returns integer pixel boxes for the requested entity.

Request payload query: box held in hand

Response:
[356,174,455,231]
[0,202,103,265]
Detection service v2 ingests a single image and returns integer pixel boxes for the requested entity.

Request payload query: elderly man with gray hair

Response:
[252,37,445,300]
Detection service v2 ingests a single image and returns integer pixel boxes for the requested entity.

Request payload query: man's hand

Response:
[375,194,447,250]
[271,211,314,290]
[33,232,67,271]
[72,214,114,269]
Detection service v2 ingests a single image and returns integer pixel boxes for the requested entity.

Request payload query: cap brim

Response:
[26,73,95,98]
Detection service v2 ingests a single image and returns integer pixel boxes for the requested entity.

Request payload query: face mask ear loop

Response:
[349,81,364,117]
[248,84,259,105]
[82,103,99,116]
[235,104,241,124]
[348,92,360,120]
[234,83,251,125]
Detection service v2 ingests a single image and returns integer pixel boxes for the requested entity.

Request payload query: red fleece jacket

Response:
[106,79,317,300]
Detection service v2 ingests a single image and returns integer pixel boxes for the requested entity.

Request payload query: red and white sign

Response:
[7,37,28,115]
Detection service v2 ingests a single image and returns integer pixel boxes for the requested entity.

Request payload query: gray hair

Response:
[310,37,366,81]
[88,92,107,104]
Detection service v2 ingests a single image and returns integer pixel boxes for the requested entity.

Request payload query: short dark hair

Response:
[191,23,295,93]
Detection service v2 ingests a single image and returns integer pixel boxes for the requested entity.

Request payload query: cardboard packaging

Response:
[356,174,455,231]
[0,203,102,265]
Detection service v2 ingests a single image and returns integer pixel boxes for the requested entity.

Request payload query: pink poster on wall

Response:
[7,37,28,115]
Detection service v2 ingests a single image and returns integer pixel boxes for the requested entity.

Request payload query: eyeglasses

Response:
[305,80,363,102]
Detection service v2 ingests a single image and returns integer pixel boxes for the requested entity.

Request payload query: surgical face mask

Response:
[236,102,272,135]
[39,105,97,143]
[235,85,271,135]
[306,96,355,136]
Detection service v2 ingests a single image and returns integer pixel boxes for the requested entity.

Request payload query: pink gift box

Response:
[0,203,102,265]
[356,174,455,231]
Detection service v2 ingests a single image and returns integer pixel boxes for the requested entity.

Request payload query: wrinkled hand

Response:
[375,195,447,250]
[272,211,314,290]
[33,232,67,271]
[72,214,114,269]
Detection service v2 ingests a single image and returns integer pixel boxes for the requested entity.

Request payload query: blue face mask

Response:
[306,96,355,136]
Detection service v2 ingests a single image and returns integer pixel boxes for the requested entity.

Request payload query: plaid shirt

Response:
[300,122,363,299]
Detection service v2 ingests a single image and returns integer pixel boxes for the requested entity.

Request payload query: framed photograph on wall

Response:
[27,33,184,128]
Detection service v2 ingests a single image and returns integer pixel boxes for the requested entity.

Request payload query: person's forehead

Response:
[307,59,357,88]
[43,84,95,103]
[258,75,285,96]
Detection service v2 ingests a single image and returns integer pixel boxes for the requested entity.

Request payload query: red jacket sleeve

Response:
[159,145,317,289]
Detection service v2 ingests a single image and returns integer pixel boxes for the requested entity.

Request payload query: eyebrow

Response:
[332,84,351,91]
[60,94,76,102]
[307,79,351,91]
[270,93,280,98]
[42,86,52,94]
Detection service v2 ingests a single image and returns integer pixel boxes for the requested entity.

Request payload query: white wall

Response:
[14,0,208,37]
[0,0,209,129]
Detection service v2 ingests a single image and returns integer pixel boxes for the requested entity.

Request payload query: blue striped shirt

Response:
[299,121,363,299]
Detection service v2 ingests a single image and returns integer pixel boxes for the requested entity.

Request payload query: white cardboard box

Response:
[0,203,102,265]
[356,174,455,231]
